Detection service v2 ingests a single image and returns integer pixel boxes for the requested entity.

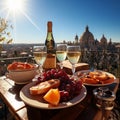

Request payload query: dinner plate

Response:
[20,81,87,109]
[76,70,116,86]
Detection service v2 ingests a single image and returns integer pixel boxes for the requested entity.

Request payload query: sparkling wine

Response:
[67,52,81,64]
[45,21,56,54]
[33,52,47,66]
[56,51,67,62]
[44,21,56,69]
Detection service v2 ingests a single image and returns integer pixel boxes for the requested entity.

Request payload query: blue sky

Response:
[0,0,120,43]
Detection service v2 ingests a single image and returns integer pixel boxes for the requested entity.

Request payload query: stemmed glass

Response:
[56,44,67,69]
[67,45,81,78]
[33,45,47,76]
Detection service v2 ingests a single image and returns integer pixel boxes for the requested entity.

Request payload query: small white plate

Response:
[20,82,87,109]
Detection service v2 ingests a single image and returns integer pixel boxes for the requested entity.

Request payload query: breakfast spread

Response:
[78,70,114,85]
[7,62,35,70]
[20,69,115,106]
[29,69,82,105]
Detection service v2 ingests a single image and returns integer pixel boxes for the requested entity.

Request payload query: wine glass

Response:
[56,44,67,69]
[33,45,47,75]
[67,45,81,78]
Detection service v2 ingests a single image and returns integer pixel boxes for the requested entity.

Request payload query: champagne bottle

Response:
[43,21,56,69]
[45,21,56,53]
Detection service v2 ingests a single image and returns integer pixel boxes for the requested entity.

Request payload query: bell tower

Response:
[75,34,79,44]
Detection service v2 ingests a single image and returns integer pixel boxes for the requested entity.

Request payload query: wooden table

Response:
[0,76,119,120]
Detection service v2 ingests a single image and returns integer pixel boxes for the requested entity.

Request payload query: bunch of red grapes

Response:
[37,69,82,102]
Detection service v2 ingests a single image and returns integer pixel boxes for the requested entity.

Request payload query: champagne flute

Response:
[67,45,81,78]
[33,45,47,75]
[56,44,67,69]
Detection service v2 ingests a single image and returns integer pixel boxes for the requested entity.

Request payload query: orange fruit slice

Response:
[43,88,60,106]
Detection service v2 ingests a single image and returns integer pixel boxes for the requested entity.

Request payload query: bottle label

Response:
[43,54,56,69]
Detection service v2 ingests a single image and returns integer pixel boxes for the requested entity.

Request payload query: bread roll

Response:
[30,79,60,95]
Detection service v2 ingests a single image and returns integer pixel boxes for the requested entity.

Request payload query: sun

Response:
[6,0,24,12]
[2,0,41,38]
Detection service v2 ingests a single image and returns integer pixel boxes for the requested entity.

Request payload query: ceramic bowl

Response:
[6,64,39,84]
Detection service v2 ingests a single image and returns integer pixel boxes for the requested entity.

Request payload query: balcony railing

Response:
[0,50,120,78]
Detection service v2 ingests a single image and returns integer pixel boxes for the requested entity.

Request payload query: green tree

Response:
[0,17,13,54]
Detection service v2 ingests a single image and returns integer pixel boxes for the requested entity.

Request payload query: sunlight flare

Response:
[21,11,41,31]
[4,0,40,31]
[6,0,24,12]
[1,0,41,43]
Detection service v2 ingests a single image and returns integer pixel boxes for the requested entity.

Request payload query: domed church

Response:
[79,26,95,50]
[77,25,116,52]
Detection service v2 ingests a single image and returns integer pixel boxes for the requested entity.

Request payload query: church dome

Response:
[100,34,107,43]
[80,26,94,43]
[80,26,94,49]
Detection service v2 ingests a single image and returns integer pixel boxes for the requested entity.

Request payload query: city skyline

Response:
[0,0,120,44]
